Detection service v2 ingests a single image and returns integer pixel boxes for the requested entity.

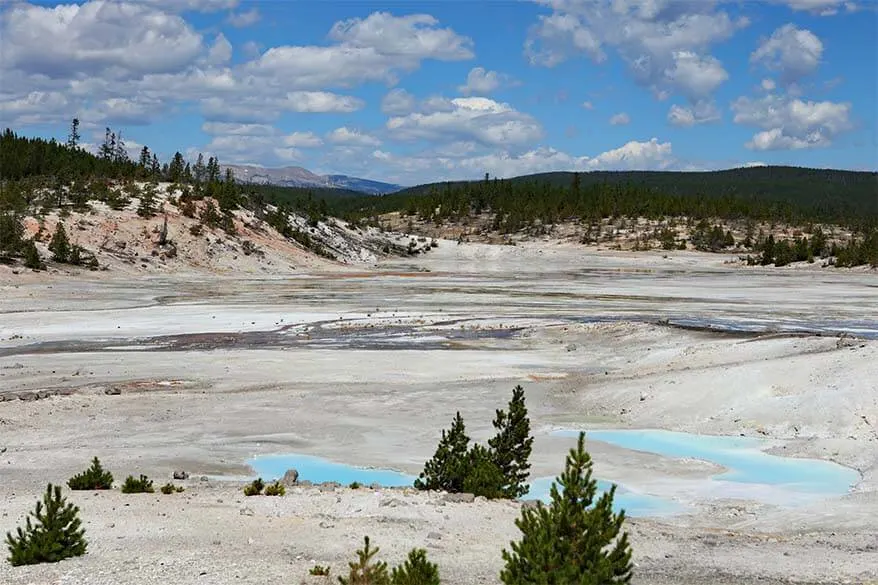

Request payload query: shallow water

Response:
[248,452,685,517]
[553,429,859,506]
[250,453,416,488]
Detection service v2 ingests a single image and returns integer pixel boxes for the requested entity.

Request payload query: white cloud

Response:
[328,12,473,61]
[381,88,417,115]
[227,8,260,27]
[0,91,69,127]
[1,1,204,80]
[767,0,857,15]
[245,13,473,91]
[524,1,744,104]
[206,34,233,66]
[458,67,507,96]
[761,78,777,92]
[664,51,728,100]
[364,138,676,184]
[283,91,364,113]
[326,127,382,146]
[609,112,630,125]
[386,97,544,148]
[667,100,721,127]
[751,24,823,85]
[586,138,674,170]
[582,101,594,110]
[732,94,853,150]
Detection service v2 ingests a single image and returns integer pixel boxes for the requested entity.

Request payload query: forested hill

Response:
[397,167,878,218]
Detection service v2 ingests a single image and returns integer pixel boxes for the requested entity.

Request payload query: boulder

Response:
[173,470,189,480]
[280,468,299,487]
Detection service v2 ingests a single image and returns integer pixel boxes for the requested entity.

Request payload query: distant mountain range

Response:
[222,164,403,195]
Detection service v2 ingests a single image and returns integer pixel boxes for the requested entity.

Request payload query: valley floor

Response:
[1,242,876,584]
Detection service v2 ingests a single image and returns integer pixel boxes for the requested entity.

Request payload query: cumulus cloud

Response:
[609,112,630,125]
[667,100,721,127]
[283,91,364,113]
[381,88,417,115]
[328,12,473,60]
[201,122,323,147]
[206,34,233,66]
[582,100,594,110]
[458,67,507,95]
[524,0,744,105]
[732,94,852,150]
[386,97,544,148]
[663,51,729,100]
[326,127,382,146]
[1,1,204,80]
[751,24,823,85]
[364,138,676,184]
[1,6,470,128]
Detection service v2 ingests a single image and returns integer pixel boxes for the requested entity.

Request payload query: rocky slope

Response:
[2,182,432,279]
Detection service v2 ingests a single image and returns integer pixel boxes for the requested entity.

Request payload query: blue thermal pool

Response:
[248,429,858,518]
[552,429,859,505]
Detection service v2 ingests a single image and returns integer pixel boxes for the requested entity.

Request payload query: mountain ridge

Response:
[222,164,404,195]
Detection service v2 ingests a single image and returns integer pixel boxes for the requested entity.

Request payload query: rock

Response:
[380,497,407,508]
[280,468,299,487]
[442,492,476,504]
[104,387,122,396]
[639,392,649,402]
[426,532,442,540]
[200,476,209,482]
[319,520,335,529]
[239,507,255,517]
[318,482,340,492]
[173,470,189,480]
[521,500,541,510]
[566,343,577,352]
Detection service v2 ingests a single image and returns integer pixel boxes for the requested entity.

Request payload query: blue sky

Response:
[1,0,876,185]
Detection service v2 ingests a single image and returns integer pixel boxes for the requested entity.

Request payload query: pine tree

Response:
[414,412,470,492]
[338,536,390,585]
[462,443,505,499]
[0,211,24,257]
[139,146,151,169]
[6,483,87,566]
[49,222,70,263]
[23,239,45,270]
[67,457,114,490]
[193,153,206,184]
[99,127,114,161]
[390,549,440,585]
[488,385,534,499]
[500,432,633,585]
[168,152,185,184]
[66,118,80,149]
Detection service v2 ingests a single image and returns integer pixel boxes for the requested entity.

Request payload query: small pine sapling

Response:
[6,484,87,566]
[390,548,440,585]
[243,478,265,496]
[120,474,154,494]
[338,536,390,585]
[263,481,285,496]
[310,564,331,576]
[67,457,114,490]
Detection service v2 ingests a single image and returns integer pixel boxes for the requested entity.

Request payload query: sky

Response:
[1,0,876,186]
